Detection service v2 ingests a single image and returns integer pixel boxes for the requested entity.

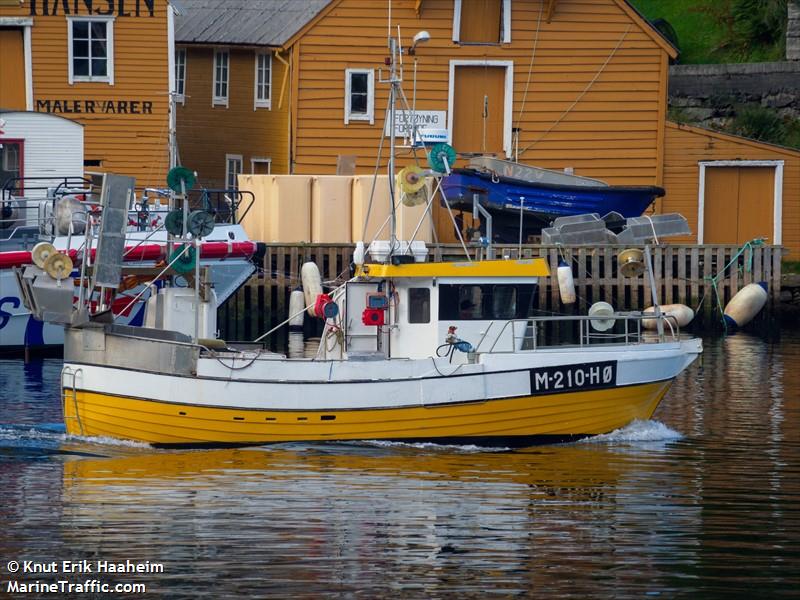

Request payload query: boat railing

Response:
[478,313,681,354]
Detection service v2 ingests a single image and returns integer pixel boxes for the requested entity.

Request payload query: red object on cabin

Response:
[362,308,385,327]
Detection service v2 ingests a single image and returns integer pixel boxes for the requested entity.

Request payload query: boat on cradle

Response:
[0,175,260,354]
[441,156,665,242]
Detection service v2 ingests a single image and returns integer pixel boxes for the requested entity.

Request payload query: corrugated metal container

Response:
[311,175,351,243]
[268,175,311,242]
[0,111,84,198]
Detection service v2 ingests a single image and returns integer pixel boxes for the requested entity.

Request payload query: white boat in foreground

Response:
[49,256,700,447]
[14,27,701,448]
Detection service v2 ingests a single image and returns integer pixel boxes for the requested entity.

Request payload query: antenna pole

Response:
[388,35,399,254]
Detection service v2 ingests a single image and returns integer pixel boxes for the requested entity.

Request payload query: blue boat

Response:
[441,157,664,242]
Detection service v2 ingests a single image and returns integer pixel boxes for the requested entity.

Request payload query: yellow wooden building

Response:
[0,0,171,188]
[175,0,800,256]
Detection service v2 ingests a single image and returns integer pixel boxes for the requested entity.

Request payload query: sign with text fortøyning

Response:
[384,110,448,144]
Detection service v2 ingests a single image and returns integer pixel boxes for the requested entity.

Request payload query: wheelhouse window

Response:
[213,49,229,106]
[439,284,534,320]
[344,68,374,124]
[453,0,511,44]
[254,52,271,109]
[408,288,431,324]
[226,154,243,190]
[175,48,186,102]
[68,17,114,84]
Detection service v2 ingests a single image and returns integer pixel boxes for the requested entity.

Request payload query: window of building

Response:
[453,0,511,44]
[213,49,229,107]
[344,68,374,124]
[250,158,272,175]
[68,17,114,84]
[408,288,430,324]
[175,48,186,102]
[226,154,243,189]
[254,52,271,109]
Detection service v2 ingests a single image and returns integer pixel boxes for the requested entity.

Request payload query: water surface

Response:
[0,333,798,598]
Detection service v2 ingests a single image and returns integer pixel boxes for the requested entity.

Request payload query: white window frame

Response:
[344,68,374,125]
[254,51,272,110]
[250,157,272,174]
[697,160,784,245]
[452,0,511,44]
[67,16,115,85]
[213,49,229,107]
[447,60,514,158]
[226,154,243,189]
[175,47,187,103]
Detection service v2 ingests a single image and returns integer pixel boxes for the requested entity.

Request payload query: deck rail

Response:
[475,313,681,355]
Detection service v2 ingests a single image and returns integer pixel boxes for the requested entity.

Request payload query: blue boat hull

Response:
[441,170,664,241]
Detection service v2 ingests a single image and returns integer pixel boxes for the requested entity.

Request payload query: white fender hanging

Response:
[642,304,695,330]
[557,260,576,305]
[301,262,323,317]
[724,282,768,329]
[289,289,305,331]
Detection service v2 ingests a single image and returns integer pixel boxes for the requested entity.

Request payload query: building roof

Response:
[174,0,331,47]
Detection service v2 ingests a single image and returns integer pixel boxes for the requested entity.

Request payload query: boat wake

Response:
[344,440,510,453]
[0,423,150,451]
[580,419,683,444]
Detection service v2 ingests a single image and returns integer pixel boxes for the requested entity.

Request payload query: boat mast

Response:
[387,25,400,255]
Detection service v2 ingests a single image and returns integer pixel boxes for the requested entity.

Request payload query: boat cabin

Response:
[340,258,550,362]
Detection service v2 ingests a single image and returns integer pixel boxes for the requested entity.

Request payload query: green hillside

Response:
[631,0,788,64]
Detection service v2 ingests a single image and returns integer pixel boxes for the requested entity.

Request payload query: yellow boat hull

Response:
[63,380,673,447]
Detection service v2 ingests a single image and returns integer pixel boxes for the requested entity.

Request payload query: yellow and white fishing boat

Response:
[17,202,700,448]
[16,29,701,449]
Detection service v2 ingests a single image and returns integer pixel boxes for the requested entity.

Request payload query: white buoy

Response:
[289,290,305,331]
[301,262,323,317]
[557,260,576,305]
[353,241,365,266]
[724,282,768,329]
[642,304,695,330]
[588,301,616,332]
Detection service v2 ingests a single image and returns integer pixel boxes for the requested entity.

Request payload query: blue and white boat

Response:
[442,157,665,241]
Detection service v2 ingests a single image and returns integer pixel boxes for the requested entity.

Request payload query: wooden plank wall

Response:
[0,1,171,188]
[218,243,784,349]
[177,46,291,187]
[293,0,668,185]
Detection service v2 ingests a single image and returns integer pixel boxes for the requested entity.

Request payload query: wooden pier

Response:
[218,243,786,349]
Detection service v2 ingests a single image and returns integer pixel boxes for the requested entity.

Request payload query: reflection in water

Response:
[1,334,800,597]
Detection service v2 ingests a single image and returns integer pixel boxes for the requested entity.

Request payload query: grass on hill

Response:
[631,0,787,64]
